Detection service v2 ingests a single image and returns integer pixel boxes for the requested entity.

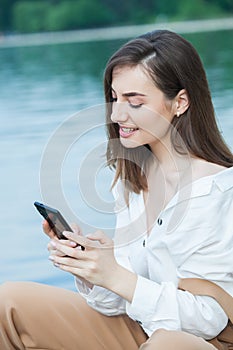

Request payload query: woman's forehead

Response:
[111,65,158,95]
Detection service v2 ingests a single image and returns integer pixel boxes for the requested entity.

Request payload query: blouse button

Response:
[142,239,146,247]
[157,218,163,226]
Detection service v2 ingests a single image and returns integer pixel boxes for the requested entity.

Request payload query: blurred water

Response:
[0,30,232,290]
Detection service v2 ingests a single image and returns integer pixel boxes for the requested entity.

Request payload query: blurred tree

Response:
[101,0,156,23]
[13,1,51,33]
[127,0,157,24]
[47,0,113,31]
[0,0,17,31]
[176,0,225,20]
[2,0,233,34]
[206,0,233,12]
[153,0,180,17]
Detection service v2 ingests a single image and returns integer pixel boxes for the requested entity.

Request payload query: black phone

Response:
[34,201,73,240]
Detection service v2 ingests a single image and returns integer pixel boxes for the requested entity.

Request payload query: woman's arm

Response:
[48,229,138,301]
[47,221,229,338]
[125,275,228,338]
[47,228,138,316]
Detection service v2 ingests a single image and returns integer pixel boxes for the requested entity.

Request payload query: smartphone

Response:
[34,201,73,240]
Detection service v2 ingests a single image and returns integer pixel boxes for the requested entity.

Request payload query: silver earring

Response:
[177,111,180,117]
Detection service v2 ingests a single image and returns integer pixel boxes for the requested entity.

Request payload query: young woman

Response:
[0,30,233,350]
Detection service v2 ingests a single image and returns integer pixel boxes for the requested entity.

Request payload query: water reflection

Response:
[0,31,232,289]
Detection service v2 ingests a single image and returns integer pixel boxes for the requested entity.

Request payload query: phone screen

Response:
[34,201,72,239]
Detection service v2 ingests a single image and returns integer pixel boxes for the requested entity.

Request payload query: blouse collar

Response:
[135,166,233,213]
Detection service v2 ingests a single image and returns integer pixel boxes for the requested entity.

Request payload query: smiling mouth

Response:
[121,127,138,133]
[119,126,139,138]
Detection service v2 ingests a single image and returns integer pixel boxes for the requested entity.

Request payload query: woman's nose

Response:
[111,102,129,123]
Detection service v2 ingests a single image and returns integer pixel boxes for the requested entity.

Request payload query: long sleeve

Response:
[74,181,131,316]
[75,277,126,316]
[125,173,233,338]
[126,276,228,338]
[75,169,233,339]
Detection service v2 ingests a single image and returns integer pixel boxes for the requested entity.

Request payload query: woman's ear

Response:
[175,89,190,117]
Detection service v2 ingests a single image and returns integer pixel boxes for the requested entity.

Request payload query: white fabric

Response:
[75,166,233,339]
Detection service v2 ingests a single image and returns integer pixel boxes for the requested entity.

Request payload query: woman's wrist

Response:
[105,264,138,303]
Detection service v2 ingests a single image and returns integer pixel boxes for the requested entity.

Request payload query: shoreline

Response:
[0,17,233,49]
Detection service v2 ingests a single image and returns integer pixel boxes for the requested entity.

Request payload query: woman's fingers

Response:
[62,230,113,249]
[86,230,113,246]
[49,239,86,258]
[43,218,83,242]
[49,257,87,280]
[47,229,113,261]
[42,219,51,233]
[42,220,56,238]
[62,231,91,249]
[47,238,77,256]
[44,220,82,253]
[50,230,114,261]
[48,230,117,287]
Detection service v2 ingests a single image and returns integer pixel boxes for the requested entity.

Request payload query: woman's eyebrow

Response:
[122,92,146,97]
[111,87,146,97]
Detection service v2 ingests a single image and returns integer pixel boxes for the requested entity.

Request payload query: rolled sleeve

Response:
[75,277,126,316]
[126,276,228,338]
[177,291,228,339]
[126,275,181,336]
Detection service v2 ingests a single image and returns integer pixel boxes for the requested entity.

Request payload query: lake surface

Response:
[0,29,232,290]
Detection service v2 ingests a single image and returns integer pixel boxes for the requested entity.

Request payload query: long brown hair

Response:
[104,30,233,194]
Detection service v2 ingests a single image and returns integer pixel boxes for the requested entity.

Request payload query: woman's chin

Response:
[120,137,142,149]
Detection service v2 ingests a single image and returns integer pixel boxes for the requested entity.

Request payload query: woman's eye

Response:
[129,103,143,109]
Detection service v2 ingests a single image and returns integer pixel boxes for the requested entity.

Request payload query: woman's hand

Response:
[46,226,138,302]
[45,221,93,288]
[46,221,80,256]
[43,220,80,256]
[43,219,56,239]
[48,229,120,289]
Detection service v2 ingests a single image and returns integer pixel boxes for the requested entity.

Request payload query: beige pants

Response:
[0,282,216,350]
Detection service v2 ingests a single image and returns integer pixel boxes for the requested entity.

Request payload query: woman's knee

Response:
[0,281,36,316]
[0,281,18,303]
[140,329,216,350]
[0,282,19,319]
[0,281,29,299]
[139,329,171,349]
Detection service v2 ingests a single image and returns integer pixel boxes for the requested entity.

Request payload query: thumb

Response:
[86,230,112,246]
[70,223,82,235]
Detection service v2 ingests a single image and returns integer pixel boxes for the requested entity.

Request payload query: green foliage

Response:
[13,1,51,33]
[206,0,233,12]
[46,0,113,31]
[1,0,232,33]
[153,0,179,17]
[176,0,225,20]
[0,0,17,31]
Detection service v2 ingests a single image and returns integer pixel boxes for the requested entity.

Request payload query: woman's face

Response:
[110,64,177,153]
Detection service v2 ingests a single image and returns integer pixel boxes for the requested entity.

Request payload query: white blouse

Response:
[75,166,233,339]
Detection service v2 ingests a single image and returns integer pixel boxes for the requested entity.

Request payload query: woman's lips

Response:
[119,126,138,138]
